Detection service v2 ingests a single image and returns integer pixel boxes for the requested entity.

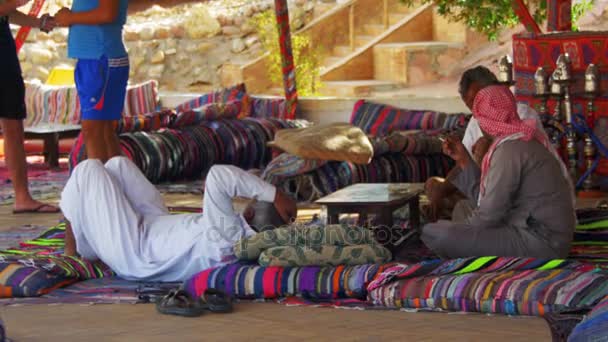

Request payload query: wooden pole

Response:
[274,0,298,120]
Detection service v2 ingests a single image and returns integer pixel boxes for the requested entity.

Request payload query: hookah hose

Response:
[569,113,608,189]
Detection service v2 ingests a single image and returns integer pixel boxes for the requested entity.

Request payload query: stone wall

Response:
[15,0,320,92]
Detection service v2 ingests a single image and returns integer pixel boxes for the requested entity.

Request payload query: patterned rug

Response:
[0,277,179,306]
[0,157,206,205]
[0,157,69,205]
[0,224,48,251]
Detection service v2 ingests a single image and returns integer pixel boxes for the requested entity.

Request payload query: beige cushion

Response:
[269,123,373,164]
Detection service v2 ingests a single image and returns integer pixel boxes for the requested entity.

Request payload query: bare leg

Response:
[63,220,77,257]
[81,119,122,163]
[1,118,58,212]
[103,120,122,158]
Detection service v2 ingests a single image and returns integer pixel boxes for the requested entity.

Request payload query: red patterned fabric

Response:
[473,86,571,200]
[547,0,572,32]
[512,32,608,175]
[274,0,298,120]
[513,33,608,125]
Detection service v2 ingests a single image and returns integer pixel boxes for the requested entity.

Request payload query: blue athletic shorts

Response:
[75,55,129,121]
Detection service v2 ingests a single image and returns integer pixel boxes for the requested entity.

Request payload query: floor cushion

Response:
[349,99,469,136]
[367,257,608,316]
[568,295,608,342]
[261,153,328,185]
[0,262,76,298]
[258,245,392,267]
[184,263,391,300]
[24,80,160,127]
[172,98,250,128]
[269,123,374,164]
[250,96,288,120]
[174,83,247,113]
[122,80,160,117]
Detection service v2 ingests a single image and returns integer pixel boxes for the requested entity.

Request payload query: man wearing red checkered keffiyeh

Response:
[421,85,576,260]
[473,86,574,203]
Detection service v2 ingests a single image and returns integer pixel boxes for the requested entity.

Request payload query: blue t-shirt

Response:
[67,0,128,59]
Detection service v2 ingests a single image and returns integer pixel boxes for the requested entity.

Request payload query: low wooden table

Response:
[316,183,424,231]
[23,124,81,168]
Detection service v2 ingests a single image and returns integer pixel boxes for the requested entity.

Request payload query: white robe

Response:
[60,157,276,282]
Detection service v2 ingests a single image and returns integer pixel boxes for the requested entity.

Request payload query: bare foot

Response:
[13,199,59,214]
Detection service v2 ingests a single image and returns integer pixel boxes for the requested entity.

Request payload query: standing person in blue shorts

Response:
[54,0,128,162]
[1,0,59,214]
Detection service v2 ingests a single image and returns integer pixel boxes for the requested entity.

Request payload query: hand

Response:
[39,14,56,33]
[54,7,72,27]
[424,177,446,222]
[0,0,19,16]
[273,190,297,225]
[442,135,469,167]
[471,136,493,165]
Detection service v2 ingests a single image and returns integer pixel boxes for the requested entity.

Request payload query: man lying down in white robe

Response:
[59,157,297,282]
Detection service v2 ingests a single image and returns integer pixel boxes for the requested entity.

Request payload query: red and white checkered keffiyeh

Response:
[473,85,573,203]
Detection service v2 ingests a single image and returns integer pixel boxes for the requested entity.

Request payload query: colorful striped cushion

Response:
[0,263,76,298]
[184,263,390,300]
[349,99,469,136]
[24,80,160,126]
[367,257,608,316]
[262,153,328,185]
[250,96,289,120]
[172,98,250,128]
[24,81,80,126]
[568,295,608,342]
[174,83,247,113]
[122,80,160,117]
[0,222,114,298]
[115,109,175,133]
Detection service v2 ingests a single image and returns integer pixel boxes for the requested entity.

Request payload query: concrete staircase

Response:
[318,1,480,97]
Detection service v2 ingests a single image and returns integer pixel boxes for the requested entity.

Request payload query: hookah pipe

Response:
[534,56,606,192]
[553,62,606,191]
[563,62,608,192]
[534,66,566,151]
[552,54,579,179]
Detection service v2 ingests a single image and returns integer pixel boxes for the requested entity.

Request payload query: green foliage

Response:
[399,0,594,40]
[572,0,594,31]
[252,10,323,96]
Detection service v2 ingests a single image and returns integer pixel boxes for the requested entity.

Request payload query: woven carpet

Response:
[0,157,69,205]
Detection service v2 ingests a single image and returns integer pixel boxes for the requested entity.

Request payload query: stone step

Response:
[363,23,386,36]
[355,35,375,47]
[323,56,343,67]
[389,13,408,25]
[320,80,400,97]
[432,8,468,43]
[333,45,355,58]
[373,41,466,86]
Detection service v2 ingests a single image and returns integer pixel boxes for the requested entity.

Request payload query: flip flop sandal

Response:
[202,288,233,313]
[156,289,207,317]
[12,204,60,214]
